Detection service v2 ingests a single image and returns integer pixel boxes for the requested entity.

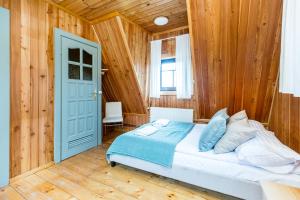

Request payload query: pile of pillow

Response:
[198,108,300,174]
[199,108,257,154]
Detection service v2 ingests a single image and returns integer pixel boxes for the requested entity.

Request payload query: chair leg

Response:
[104,124,106,137]
[121,123,123,132]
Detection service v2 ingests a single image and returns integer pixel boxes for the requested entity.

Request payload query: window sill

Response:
[160,91,176,96]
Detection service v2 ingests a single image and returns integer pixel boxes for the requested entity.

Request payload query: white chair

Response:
[103,102,123,134]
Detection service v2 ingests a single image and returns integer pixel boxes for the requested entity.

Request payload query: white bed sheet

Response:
[109,123,300,200]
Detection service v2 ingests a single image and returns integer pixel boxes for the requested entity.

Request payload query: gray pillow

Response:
[214,119,257,154]
[229,110,248,124]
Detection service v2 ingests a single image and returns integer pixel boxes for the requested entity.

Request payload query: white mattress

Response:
[109,124,300,200]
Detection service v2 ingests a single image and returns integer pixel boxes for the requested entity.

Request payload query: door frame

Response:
[0,7,10,187]
[54,28,102,163]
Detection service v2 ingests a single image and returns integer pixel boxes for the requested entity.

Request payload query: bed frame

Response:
[109,107,263,200]
[109,154,262,200]
[149,107,193,123]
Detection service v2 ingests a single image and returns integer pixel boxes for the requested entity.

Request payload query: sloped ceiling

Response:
[93,16,148,114]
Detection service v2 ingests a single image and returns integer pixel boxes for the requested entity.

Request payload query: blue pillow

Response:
[199,116,227,152]
[211,108,229,121]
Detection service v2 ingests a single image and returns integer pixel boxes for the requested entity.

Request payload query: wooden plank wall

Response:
[269,88,300,153]
[0,0,96,178]
[123,113,149,127]
[186,0,283,122]
[152,27,189,64]
[93,16,147,114]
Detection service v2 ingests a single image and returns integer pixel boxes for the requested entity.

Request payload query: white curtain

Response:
[150,40,162,98]
[175,34,193,99]
[279,0,300,97]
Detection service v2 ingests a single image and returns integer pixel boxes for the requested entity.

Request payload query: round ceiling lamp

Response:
[154,16,169,26]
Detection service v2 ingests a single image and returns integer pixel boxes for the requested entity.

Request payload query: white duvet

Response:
[176,121,300,175]
[236,130,300,174]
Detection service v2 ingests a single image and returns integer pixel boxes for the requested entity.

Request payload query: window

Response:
[160,58,176,91]
[279,0,300,97]
[68,48,93,81]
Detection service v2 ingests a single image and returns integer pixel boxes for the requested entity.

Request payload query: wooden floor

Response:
[0,129,238,200]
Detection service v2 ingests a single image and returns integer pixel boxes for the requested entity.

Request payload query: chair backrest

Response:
[105,102,122,118]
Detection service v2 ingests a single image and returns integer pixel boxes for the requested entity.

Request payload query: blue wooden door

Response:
[61,37,99,160]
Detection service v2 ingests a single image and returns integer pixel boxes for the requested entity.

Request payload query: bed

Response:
[107,107,300,200]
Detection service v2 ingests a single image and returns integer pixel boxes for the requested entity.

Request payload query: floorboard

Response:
[1,129,239,200]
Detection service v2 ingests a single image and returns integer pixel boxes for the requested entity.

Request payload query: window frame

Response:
[160,58,176,92]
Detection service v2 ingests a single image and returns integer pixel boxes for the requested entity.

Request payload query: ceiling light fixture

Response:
[154,16,169,26]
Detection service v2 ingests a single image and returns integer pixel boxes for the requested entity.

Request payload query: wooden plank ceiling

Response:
[52,0,188,32]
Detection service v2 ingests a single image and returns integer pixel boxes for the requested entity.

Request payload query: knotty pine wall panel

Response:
[186,0,283,122]
[0,0,96,178]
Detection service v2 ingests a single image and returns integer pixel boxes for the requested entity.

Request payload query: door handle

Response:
[92,89,97,100]
[92,90,102,100]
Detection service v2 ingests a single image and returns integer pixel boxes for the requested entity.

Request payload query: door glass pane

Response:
[69,48,80,62]
[83,67,93,81]
[83,50,93,65]
[69,64,80,80]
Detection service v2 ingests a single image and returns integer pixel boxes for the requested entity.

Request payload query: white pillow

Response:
[152,119,170,128]
[236,130,300,173]
[214,119,257,154]
[229,110,248,124]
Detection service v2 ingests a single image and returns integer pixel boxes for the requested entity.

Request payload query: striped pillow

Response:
[214,119,257,154]
[229,110,248,124]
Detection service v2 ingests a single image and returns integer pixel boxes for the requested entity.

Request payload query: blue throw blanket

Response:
[106,121,195,167]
